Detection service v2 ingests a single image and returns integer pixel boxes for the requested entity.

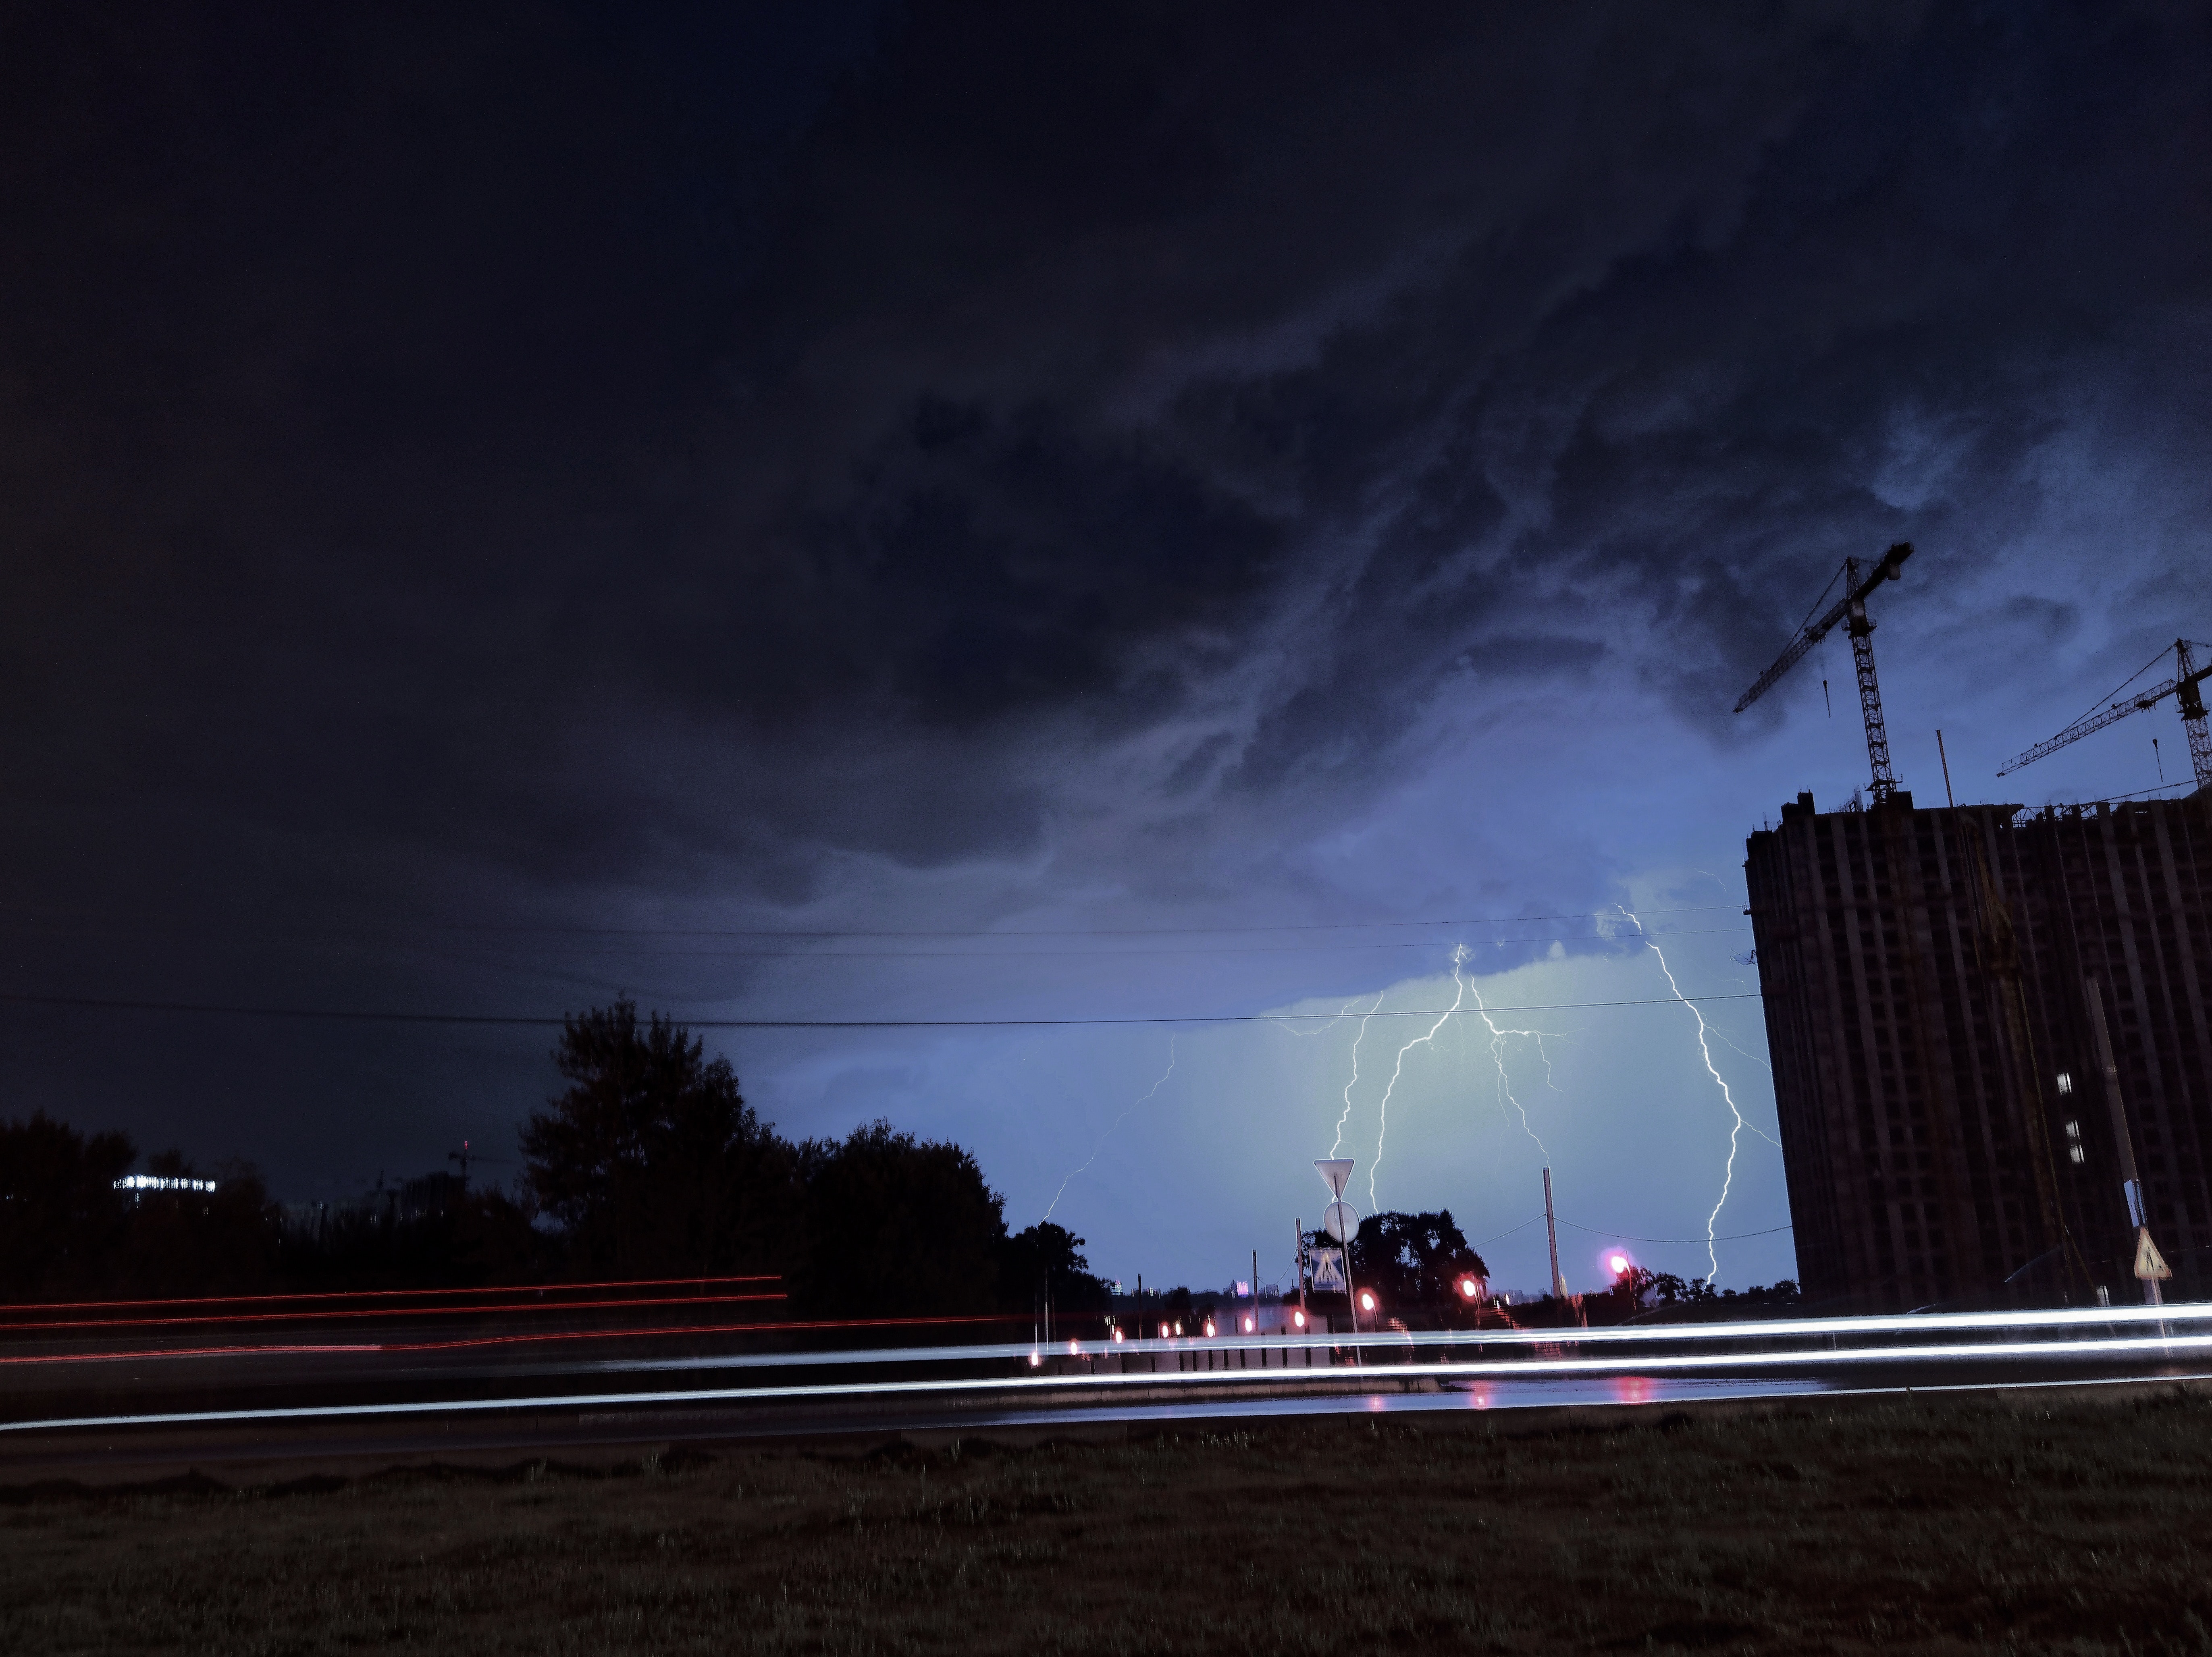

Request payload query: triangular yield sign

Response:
[2135,1228,2172,1280]
[1314,1158,1354,1198]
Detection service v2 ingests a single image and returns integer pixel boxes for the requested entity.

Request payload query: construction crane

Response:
[1996,638,2212,793]
[1735,542,1915,805]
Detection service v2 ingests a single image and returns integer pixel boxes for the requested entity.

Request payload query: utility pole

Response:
[2085,976,2168,1307]
[1543,1167,1569,1302]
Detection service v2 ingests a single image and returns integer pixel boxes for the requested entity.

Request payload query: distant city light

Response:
[1067,1339,1081,1356]
[113,1176,216,1193]
[1202,1318,1216,1337]
[1028,1350,1042,1367]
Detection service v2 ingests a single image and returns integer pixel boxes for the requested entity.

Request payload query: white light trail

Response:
[1329,994,1385,1157]
[1615,906,1746,1282]
[1042,1036,1175,1222]
[9,1308,2209,1437]
[1369,946,1470,1208]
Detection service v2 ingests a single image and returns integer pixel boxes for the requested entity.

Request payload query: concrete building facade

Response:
[1745,789,2212,1309]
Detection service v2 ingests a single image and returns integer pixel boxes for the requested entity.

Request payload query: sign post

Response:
[1315,1159,1362,1338]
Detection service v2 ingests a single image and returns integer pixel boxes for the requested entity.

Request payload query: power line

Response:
[1557,1219,1794,1244]
[392,927,1753,961]
[0,903,1747,944]
[0,990,1765,1030]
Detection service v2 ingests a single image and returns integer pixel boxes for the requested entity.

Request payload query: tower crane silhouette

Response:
[1735,542,1915,804]
[1996,638,2212,793]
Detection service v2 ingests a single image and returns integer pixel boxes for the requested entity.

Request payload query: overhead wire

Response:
[0,990,1765,1028]
[0,903,1748,943]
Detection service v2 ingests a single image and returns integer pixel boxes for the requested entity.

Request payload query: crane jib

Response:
[1732,543,1915,806]
[1996,638,2212,790]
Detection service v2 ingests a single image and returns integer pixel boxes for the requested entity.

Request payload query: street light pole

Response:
[2085,975,2166,1308]
[1543,1166,1569,1302]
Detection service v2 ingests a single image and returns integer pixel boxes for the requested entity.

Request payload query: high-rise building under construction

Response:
[1744,788,2212,1309]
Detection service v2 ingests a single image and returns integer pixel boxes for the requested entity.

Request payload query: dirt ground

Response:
[6,1386,2212,1654]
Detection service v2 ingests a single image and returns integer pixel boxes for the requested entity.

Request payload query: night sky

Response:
[5,2,2208,1294]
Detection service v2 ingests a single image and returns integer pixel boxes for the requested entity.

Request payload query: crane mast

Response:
[1736,542,1914,805]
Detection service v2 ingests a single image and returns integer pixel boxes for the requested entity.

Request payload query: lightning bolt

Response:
[1615,905,1743,1282]
[1264,994,1370,1039]
[1369,945,1470,1208]
[1043,1036,1175,1223]
[1467,986,1563,1162]
[1700,1026,1782,1148]
[1329,993,1385,1157]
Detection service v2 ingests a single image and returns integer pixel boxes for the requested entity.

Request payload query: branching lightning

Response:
[1468,985,1563,1162]
[1701,1027,1781,1148]
[1265,995,1368,1039]
[1042,1037,1175,1223]
[1329,994,1385,1157]
[1615,906,1744,1281]
[1368,946,1470,1208]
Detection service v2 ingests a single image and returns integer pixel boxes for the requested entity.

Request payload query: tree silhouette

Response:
[1345,1209,1488,1309]
[0,1112,134,1298]
[1000,1220,1112,1315]
[522,999,794,1277]
[791,1121,1006,1320]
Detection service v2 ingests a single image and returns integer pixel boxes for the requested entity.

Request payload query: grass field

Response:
[6,1386,2212,1653]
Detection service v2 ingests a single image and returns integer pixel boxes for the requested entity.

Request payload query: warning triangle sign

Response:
[2135,1228,2172,1281]
[1314,1159,1354,1198]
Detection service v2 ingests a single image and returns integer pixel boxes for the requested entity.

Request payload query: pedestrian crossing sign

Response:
[1310,1248,1346,1292]
[2135,1228,2172,1281]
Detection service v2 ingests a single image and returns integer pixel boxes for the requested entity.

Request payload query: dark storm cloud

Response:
[3,1,2210,1190]
[9,1,2207,901]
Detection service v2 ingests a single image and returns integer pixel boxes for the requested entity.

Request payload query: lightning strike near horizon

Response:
[1615,905,1745,1281]
[1368,945,1471,1208]
[1328,993,1386,1157]
[1042,1036,1175,1223]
